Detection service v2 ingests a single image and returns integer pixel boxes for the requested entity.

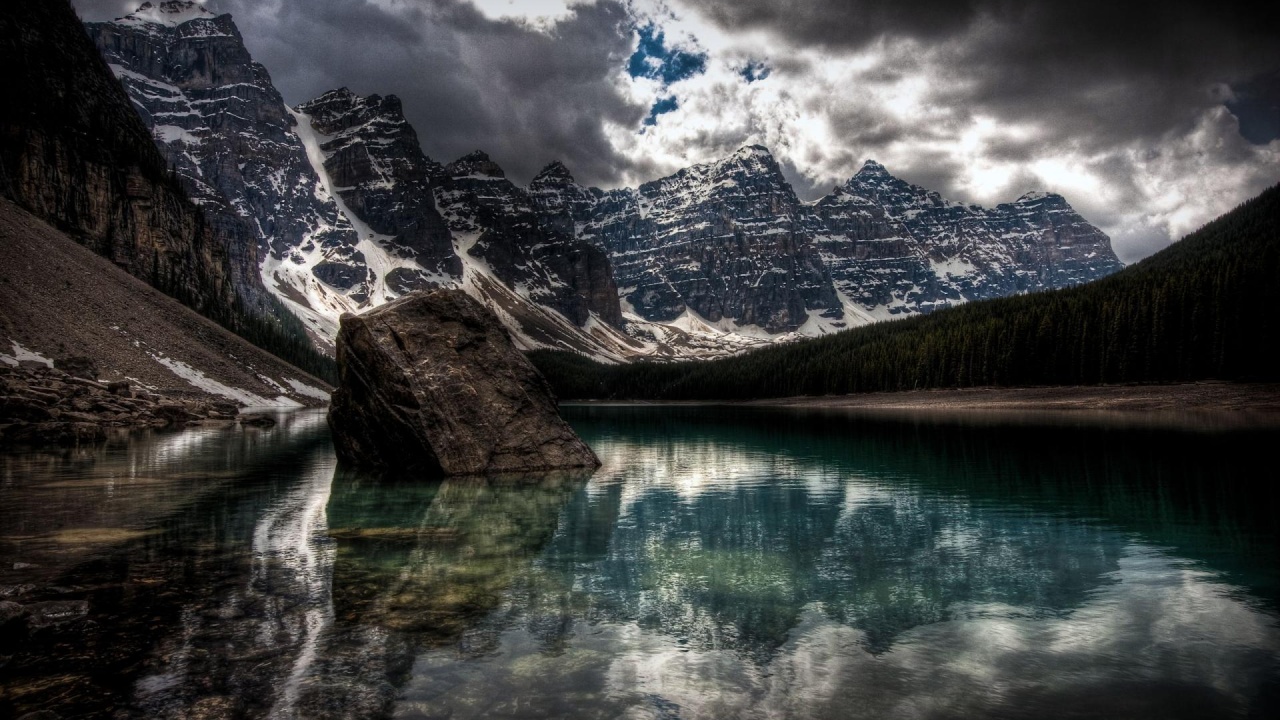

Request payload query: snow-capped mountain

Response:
[86,1,356,313]
[812,160,1125,317]
[86,3,638,359]
[533,150,1124,329]
[433,149,622,330]
[294,89,457,283]
[87,2,1124,363]
[530,146,846,335]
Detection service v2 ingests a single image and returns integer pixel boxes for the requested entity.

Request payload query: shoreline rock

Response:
[0,364,252,446]
[328,289,600,475]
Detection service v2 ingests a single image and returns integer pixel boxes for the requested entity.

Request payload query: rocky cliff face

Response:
[84,1,360,323]
[295,89,458,283]
[530,147,1123,333]
[285,92,625,345]
[0,0,236,320]
[813,160,1126,316]
[532,146,842,334]
[437,151,623,328]
[328,289,600,475]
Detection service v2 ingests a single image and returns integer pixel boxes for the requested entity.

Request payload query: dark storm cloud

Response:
[234,0,648,187]
[69,0,133,19]
[690,0,1279,149]
[75,0,650,187]
[1227,71,1280,144]
[687,0,978,49]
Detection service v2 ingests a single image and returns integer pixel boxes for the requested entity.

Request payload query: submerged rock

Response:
[328,289,600,475]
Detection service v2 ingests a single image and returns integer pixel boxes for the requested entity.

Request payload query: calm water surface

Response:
[1,406,1278,719]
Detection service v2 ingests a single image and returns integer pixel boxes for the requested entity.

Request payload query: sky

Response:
[74,0,1280,263]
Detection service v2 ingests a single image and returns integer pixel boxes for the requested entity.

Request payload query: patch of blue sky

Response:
[644,96,679,126]
[740,61,771,83]
[627,24,707,86]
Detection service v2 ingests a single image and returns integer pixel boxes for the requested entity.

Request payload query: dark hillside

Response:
[0,0,333,381]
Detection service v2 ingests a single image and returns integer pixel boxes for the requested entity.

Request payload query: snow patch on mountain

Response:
[123,2,216,28]
[1,341,54,368]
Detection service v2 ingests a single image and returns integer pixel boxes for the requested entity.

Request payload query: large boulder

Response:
[327,289,600,475]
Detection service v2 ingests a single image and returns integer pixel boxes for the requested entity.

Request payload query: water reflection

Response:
[0,406,1277,719]
[0,411,336,717]
[392,407,1279,719]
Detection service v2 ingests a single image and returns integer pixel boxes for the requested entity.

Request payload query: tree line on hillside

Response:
[529,184,1280,400]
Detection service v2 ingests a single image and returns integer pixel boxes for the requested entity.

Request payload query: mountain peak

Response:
[126,1,216,26]
[732,144,773,159]
[296,88,361,120]
[854,159,892,179]
[447,150,504,179]
[533,160,575,185]
[1016,190,1065,204]
[708,144,782,180]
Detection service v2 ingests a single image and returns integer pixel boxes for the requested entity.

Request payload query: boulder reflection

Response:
[281,468,592,717]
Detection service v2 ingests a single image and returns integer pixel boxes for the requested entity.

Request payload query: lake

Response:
[1,405,1278,719]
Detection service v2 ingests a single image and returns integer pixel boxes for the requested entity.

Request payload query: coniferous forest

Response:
[530,184,1280,400]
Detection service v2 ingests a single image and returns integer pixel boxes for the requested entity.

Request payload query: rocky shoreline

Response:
[0,361,275,446]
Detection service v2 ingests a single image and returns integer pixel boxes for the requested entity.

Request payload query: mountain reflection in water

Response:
[0,406,1277,719]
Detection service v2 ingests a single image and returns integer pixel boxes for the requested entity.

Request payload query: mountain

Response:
[1,0,332,383]
[436,149,622,329]
[293,88,457,285]
[531,183,1280,399]
[532,150,1123,332]
[288,93,634,358]
[531,146,845,335]
[84,2,1123,363]
[84,2,362,345]
[87,5,637,359]
[813,160,1124,316]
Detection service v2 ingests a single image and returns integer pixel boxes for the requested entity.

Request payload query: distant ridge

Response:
[531,184,1280,399]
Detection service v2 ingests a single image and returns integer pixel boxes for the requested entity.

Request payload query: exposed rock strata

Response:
[532,149,1125,331]
[532,146,841,333]
[328,290,600,475]
[437,151,623,327]
[84,2,359,315]
[812,161,1126,315]
[296,89,458,280]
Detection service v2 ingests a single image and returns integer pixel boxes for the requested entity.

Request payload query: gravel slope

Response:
[0,200,330,407]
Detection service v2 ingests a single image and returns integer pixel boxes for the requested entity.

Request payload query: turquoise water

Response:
[1,406,1277,718]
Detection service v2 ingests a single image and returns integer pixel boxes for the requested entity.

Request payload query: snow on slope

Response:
[260,109,433,343]
[280,110,805,362]
[123,1,216,28]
